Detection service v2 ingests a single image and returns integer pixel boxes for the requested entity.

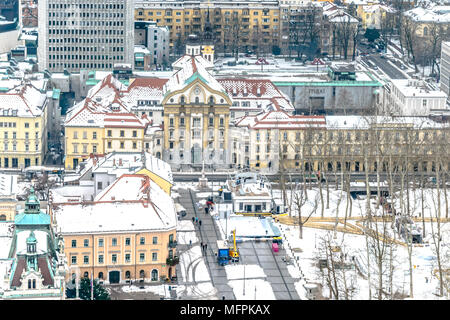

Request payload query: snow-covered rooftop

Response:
[53,177,177,234]
[0,83,47,117]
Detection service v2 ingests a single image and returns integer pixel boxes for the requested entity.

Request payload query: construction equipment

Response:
[229,229,240,262]
[217,240,230,266]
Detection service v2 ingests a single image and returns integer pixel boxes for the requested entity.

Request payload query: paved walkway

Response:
[176,187,300,300]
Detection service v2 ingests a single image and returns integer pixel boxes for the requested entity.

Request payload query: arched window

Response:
[156,152,161,159]
[195,97,200,104]
[208,96,214,104]
[98,272,104,279]
[0,214,6,221]
[125,271,131,279]
[423,26,428,36]
[28,279,32,289]
[180,96,185,104]
[71,273,76,284]
[151,269,158,281]
[139,270,145,278]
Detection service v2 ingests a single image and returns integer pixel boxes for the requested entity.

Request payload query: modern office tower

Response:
[38,0,135,72]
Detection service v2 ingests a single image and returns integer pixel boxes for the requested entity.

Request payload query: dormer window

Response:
[180,96,185,104]
[209,96,214,104]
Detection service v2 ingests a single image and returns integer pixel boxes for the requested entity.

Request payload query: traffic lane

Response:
[365,54,407,79]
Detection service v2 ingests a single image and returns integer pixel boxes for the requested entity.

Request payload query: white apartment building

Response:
[388,79,448,116]
[440,41,450,97]
[38,0,135,72]
[147,24,170,67]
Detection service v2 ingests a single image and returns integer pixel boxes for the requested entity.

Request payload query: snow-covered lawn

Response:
[228,279,275,300]
[224,264,267,280]
[177,231,199,245]
[278,220,450,300]
[177,220,195,232]
[122,284,171,298]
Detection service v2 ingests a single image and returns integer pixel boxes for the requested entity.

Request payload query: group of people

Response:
[192,216,202,228]
[200,242,208,255]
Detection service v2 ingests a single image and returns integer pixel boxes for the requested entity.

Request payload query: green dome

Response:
[24,187,40,214]
[26,231,37,244]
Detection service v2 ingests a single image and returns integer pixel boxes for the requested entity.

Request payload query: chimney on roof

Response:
[256,87,261,97]
[243,87,248,96]
[113,159,116,166]
[119,158,123,166]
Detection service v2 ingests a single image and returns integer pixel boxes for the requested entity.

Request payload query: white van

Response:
[175,203,187,219]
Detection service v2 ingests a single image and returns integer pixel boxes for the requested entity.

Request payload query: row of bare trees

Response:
[277,116,450,299]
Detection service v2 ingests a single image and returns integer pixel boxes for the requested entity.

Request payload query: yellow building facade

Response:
[135,1,282,53]
[161,55,232,169]
[64,75,149,170]
[0,85,48,169]
[62,230,177,284]
[236,112,450,174]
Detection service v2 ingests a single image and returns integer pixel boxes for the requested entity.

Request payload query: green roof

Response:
[15,212,50,226]
[185,72,209,86]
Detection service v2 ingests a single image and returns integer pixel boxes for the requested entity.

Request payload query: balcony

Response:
[168,241,177,248]
[166,255,179,266]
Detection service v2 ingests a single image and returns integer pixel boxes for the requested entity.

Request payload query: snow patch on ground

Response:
[177,220,195,232]
[228,279,276,300]
[177,231,199,245]
[224,264,267,280]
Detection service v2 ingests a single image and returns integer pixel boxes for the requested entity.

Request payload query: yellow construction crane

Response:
[229,229,240,262]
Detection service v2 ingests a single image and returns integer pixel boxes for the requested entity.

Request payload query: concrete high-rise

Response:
[38,0,134,72]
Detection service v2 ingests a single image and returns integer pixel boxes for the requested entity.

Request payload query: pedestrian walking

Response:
[189,239,192,247]
[192,217,195,224]
[204,207,209,215]
[204,243,207,252]
[199,220,202,227]
[200,242,203,249]
[195,217,198,224]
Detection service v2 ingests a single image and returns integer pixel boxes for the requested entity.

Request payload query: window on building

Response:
[125,254,131,263]
[112,238,117,246]
[140,237,145,245]
[84,256,89,264]
[71,256,77,265]
[125,238,131,246]
[152,252,157,261]
[84,239,89,247]
[98,238,104,247]
[98,255,104,264]
[152,237,158,244]
[140,253,145,262]
[112,254,117,263]
[71,240,77,248]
